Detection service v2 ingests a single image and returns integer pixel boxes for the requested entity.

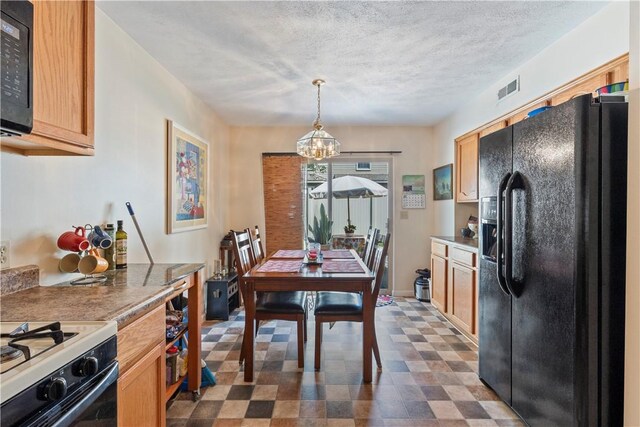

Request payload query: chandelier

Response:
[296,79,341,161]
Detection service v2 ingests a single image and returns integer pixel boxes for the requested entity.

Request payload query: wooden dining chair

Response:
[233,229,308,368]
[249,225,265,263]
[313,233,390,371]
[362,227,380,270]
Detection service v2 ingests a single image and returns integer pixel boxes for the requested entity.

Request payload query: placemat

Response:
[321,250,355,259]
[321,260,365,273]
[256,260,303,273]
[271,249,306,258]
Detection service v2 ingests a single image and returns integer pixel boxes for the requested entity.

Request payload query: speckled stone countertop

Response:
[431,236,479,251]
[0,263,205,328]
[0,265,39,296]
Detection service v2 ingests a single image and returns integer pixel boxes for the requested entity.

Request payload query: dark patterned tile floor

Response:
[168,298,523,426]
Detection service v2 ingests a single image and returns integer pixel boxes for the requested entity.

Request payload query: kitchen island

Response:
[0,263,205,427]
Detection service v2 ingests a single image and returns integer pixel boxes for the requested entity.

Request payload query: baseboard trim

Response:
[392,290,415,297]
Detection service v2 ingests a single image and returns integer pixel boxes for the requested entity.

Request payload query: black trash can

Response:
[414,268,431,302]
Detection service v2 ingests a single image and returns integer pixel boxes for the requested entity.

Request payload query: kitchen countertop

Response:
[0,263,205,328]
[431,236,479,250]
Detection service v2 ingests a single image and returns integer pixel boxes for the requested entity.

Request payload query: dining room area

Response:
[166,224,518,426]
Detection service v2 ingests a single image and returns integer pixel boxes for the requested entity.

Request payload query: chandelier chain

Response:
[315,83,322,128]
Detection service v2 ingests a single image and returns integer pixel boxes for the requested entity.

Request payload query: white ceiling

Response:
[98,1,607,126]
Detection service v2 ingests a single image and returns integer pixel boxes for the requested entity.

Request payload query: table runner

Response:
[256,260,303,273]
[321,260,366,273]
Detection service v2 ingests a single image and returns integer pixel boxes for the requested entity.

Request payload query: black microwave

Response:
[0,0,33,137]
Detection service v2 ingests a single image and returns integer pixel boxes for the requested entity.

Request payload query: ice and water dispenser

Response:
[480,197,498,262]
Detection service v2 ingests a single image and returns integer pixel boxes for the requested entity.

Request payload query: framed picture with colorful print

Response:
[167,120,209,233]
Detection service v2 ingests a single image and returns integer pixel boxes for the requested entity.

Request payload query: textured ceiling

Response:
[98,1,607,126]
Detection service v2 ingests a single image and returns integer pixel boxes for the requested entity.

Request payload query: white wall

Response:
[432,1,630,234]
[0,8,230,285]
[228,126,433,295]
[624,1,639,424]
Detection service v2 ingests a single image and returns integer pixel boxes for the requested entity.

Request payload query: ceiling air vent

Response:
[497,76,520,101]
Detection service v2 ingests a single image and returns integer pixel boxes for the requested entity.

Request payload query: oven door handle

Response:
[50,361,119,427]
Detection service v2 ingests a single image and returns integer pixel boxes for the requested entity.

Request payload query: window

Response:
[355,162,371,171]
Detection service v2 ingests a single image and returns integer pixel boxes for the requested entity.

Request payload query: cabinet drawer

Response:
[117,304,165,374]
[431,241,448,258]
[450,247,476,268]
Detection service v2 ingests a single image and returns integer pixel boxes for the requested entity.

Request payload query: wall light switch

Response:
[400,211,409,220]
[0,241,10,269]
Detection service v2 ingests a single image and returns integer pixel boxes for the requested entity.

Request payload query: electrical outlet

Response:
[0,240,10,269]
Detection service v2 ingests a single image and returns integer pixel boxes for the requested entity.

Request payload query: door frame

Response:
[304,156,394,294]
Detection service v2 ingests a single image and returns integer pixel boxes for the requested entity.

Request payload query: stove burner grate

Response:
[0,345,23,363]
[0,322,77,372]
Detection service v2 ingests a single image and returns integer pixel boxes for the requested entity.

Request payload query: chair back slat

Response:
[371,233,391,303]
[232,230,255,276]
[363,227,380,270]
[249,225,265,263]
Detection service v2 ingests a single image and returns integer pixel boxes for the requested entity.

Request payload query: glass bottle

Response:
[115,220,128,269]
[104,223,116,270]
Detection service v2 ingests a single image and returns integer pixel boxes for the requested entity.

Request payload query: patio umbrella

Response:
[309,175,388,228]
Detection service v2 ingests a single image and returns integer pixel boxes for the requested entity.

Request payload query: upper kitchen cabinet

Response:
[455,134,478,202]
[1,0,94,156]
[550,73,607,106]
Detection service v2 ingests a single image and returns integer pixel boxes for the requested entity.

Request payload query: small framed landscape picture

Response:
[433,164,453,200]
[167,120,209,233]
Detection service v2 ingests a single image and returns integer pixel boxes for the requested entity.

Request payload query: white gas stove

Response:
[0,321,118,426]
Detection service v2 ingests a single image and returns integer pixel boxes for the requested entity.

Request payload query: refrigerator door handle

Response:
[504,171,525,296]
[496,172,512,295]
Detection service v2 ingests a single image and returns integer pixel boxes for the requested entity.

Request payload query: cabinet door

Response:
[550,73,606,106]
[508,101,548,127]
[450,262,475,334]
[607,62,629,84]
[20,0,94,155]
[430,255,447,313]
[456,134,479,202]
[118,342,166,427]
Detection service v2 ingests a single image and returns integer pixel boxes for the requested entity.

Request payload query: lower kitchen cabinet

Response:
[117,342,166,427]
[449,262,476,334]
[116,304,166,426]
[430,238,479,343]
[431,254,448,313]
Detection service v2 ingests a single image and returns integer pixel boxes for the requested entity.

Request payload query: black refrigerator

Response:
[478,94,627,427]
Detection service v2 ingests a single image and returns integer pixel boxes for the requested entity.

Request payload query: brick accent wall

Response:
[262,154,304,255]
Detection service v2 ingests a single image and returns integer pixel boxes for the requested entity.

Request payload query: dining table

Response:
[240,249,375,382]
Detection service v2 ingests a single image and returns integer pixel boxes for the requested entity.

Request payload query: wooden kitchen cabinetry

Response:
[448,247,477,336]
[116,268,203,425]
[550,73,607,106]
[1,0,95,156]
[430,240,448,313]
[117,304,166,427]
[430,238,479,344]
[455,134,478,202]
[118,342,166,427]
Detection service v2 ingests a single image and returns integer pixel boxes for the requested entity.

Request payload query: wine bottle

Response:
[115,220,128,269]
[104,223,116,270]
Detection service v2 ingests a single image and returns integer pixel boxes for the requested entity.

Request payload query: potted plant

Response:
[308,204,333,250]
[344,223,356,236]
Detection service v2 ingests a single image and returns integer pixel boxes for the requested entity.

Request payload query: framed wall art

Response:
[433,164,453,200]
[167,120,209,233]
